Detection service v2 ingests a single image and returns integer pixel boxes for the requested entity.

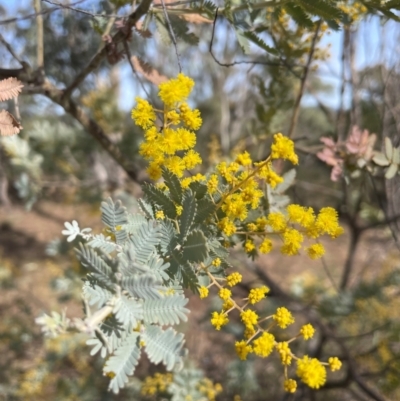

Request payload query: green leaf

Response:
[180,263,199,292]
[179,192,197,241]
[242,31,278,55]
[142,325,185,371]
[195,198,216,224]
[122,274,164,300]
[143,294,189,325]
[138,198,154,219]
[188,181,207,199]
[143,183,177,219]
[297,0,343,28]
[87,234,117,254]
[182,230,209,263]
[83,282,113,308]
[101,198,128,230]
[159,219,177,253]
[163,168,183,204]
[169,15,200,46]
[113,295,143,327]
[76,244,114,289]
[235,29,250,54]
[104,332,141,393]
[130,220,161,264]
[285,2,314,28]
[155,15,171,45]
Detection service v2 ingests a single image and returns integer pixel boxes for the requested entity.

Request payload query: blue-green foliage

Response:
[76,173,232,393]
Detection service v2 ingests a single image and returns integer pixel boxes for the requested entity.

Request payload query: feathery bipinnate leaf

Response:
[113,295,143,327]
[125,213,147,235]
[162,168,182,204]
[189,181,207,199]
[101,198,128,231]
[83,282,113,308]
[182,230,209,263]
[147,253,170,282]
[143,325,185,371]
[130,220,161,264]
[122,274,164,300]
[179,192,197,241]
[284,2,314,28]
[104,332,141,394]
[143,183,177,218]
[87,331,124,358]
[138,198,154,219]
[242,31,278,55]
[87,233,117,254]
[76,244,114,288]
[0,110,22,136]
[195,198,215,224]
[159,219,176,253]
[0,77,23,101]
[143,294,189,325]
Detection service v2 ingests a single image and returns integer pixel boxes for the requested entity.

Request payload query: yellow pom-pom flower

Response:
[306,243,325,259]
[155,211,165,220]
[158,73,194,107]
[273,307,295,328]
[244,240,255,253]
[211,311,229,330]
[199,286,209,299]
[252,332,275,357]
[218,288,232,301]
[226,272,242,287]
[132,98,156,129]
[235,340,253,360]
[248,286,269,304]
[271,133,298,164]
[276,341,292,365]
[328,357,342,372]
[284,379,297,393]
[296,356,327,389]
[300,324,315,340]
[240,309,259,328]
[259,239,273,254]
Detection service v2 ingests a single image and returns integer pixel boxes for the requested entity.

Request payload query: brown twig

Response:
[0,33,25,65]
[160,0,182,73]
[34,0,44,75]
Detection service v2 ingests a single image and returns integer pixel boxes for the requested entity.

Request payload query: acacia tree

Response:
[1,1,400,400]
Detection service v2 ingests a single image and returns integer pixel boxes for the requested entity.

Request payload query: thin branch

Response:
[286,21,321,139]
[340,213,360,290]
[160,0,182,72]
[209,10,286,68]
[320,256,339,293]
[42,0,124,18]
[122,40,151,97]
[0,33,25,65]
[63,0,153,98]
[34,0,44,72]
[359,213,400,232]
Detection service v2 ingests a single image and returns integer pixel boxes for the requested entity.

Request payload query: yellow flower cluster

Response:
[132,73,202,180]
[248,286,269,304]
[226,272,242,287]
[197,378,223,401]
[242,203,343,259]
[203,269,342,394]
[141,372,173,396]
